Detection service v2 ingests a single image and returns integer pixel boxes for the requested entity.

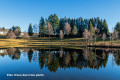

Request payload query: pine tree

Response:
[103,19,109,35]
[28,23,33,36]
[72,25,78,35]
[2,27,5,30]
[114,22,120,36]
[48,14,59,34]
[88,21,95,36]
[70,19,75,30]
[59,18,65,30]
[39,17,46,37]
[97,18,103,35]
[78,17,84,37]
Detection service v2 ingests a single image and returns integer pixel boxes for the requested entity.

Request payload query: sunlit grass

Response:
[0,38,85,48]
[0,38,120,48]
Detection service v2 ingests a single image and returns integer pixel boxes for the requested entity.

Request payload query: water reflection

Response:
[7,48,21,60]
[0,47,120,72]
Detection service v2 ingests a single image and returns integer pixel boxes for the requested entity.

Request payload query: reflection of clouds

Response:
[0,49,8,56]
[0,49,7,54]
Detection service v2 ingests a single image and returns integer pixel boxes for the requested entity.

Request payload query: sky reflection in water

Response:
[0,48,120,80]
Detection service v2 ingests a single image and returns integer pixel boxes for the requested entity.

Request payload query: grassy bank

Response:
[0,37,86,48]
[88,40,120,48]
[0,37,120,48]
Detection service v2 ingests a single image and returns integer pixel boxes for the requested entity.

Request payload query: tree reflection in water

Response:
[7,48,21,60]
[1,47,120,72]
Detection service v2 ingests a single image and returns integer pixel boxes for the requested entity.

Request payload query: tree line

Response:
[4,14,120,43]
[28,14,110,40]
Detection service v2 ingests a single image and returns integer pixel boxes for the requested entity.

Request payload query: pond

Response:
[0,47,120,80]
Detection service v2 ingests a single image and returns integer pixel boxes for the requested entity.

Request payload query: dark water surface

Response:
[0,47,120,80]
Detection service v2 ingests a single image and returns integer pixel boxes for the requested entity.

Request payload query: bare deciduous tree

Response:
[87,30,93,45]
[6,30,16,47]
[72,25,78,35]
[22,32,30,39]
[111,29,119,45]
[59,30,64,42]
[64,22,71,37]
[22,32,30,46]
[14,28,21,37]
[88,30,93,41]
[47,22,53,38]
[112,29,118,41]
[83,29,89,43]
[33,24,38,34]
[94,27,100,45]
[102,33,106,43]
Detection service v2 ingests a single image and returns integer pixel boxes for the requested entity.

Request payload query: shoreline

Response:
[0,38,120,48]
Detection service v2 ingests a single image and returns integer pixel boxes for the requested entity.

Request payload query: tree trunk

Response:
[24,38,25,45]
[103,40,104,45]
[95,35,96,45]
[49,35,50,43]
[11,39,12,48]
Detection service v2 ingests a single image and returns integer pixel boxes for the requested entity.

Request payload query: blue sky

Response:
[0,0,120,32]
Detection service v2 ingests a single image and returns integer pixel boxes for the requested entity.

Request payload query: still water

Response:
[0,47,120,80]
